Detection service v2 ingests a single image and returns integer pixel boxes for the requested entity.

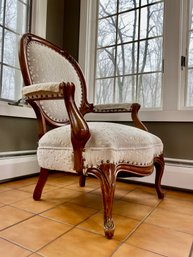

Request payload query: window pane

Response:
[1,66,22,100]
[188,32,193,67]
[95,0,164,108]
[3,30,19,68]
[141,0,161,5]
[115,75,136,102]
[185,0,193,106]
[139,38,162,73]
[95,78,114,104]
[5,0,27,34]
[0,0,31,101]
[119,0,139,12]
[96,47,115,78]
[99,0,117,18]
[138,73,162,108]
[186,69,193,106]
[0,27,3,61]
[140,3,164,39]
[0,0,4,25]
[116,43,138,75]
[118,10,139,43]
[97,16,116,47]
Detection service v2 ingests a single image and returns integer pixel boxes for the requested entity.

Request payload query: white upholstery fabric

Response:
[22,82,63,96]
[37,122,163,173]
[26,41,82,122]
[22,82,67,122]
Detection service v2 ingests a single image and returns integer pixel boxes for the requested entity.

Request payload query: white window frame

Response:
[0,0,47,118]
[79,0,193,122]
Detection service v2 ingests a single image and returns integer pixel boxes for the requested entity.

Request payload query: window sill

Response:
[85,109,193,122]
[0,101,36,119]
[1,99,193,121]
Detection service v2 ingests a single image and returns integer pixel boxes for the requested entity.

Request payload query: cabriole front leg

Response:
[87,163,117,239]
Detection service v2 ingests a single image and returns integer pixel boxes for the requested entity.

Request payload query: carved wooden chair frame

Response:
[19,33,164,239]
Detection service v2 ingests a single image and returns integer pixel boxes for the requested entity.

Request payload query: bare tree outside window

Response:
[0,0,31,101]
[95,0,164,108]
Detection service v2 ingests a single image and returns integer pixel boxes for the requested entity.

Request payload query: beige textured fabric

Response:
[94,103,132,112]
[37,122,163,173]
[26,41,82,122]
[22,82,63,95]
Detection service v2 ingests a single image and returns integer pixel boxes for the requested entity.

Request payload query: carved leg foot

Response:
[33,168,49,200]
[79,174,86,187]
[87,162,117,239]
[154,155,165,199]
[104,217,115,239]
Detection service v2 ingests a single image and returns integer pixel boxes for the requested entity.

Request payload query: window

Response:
[0,0,31,102]
[79,0,193,121]
[186,0,193,107]
[95,0,164,108]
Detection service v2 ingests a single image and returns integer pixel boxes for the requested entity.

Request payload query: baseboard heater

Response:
[123,157,193,191]
[0,153,193,190]
[0,150,39,182]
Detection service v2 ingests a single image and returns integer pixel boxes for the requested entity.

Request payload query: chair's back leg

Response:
[79,174,86,187]
[154,155,165,199]
[33,168,49,200]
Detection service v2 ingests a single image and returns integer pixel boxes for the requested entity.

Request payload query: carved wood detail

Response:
[19,33,165,239]
[87,162,118,239]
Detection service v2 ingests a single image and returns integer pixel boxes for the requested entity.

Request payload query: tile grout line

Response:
[110,198,164,257]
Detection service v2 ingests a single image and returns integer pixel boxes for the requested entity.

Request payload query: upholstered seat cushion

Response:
[37,122,163,173]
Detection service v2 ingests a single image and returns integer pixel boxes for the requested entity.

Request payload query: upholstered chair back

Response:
[25,39,84,123]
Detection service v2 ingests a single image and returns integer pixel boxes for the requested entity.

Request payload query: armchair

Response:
[19,33,164,239]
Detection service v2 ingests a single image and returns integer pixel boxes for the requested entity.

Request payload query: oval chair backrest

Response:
[20,33,86,124]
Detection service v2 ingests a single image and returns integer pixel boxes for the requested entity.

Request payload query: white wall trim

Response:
[0,154,193,190]
[85,109,193,122]
[0,154,39,181]
[31,0,47,38]
[0,101,36,118]
[126,163,193,191]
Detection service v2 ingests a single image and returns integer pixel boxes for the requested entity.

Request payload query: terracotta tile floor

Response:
[0,172,193,257]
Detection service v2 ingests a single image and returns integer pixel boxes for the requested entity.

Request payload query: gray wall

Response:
[1,0,193,162]
[0,116,38,152]
[144,122,193,160]
[46,0,80,60]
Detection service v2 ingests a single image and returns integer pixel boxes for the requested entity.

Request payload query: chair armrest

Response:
[93,103,133,113]
[22,82,64,100]
[22,82,68,139]
[93,103,147,131]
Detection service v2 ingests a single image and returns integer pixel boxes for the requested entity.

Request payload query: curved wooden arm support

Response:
[131,103,148,131]
[63,82,91,173]
[26,100,47,139]
[92,102,147,131]
[87,162,118,239]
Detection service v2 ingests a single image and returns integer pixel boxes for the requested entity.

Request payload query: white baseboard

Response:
[126,163,193,190]
[0,155,193,190]
[0,154,39,181]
